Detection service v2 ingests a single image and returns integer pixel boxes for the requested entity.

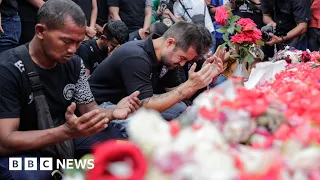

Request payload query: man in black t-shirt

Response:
[108,0,153,33]
[230,0,263,29]
[76,20,128,74]
[17,0,44,44]
[89,22,223,120]
[261,0,311,58]
[0,1,140,179]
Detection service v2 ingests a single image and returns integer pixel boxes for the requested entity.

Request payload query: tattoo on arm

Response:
[141,88,185,105]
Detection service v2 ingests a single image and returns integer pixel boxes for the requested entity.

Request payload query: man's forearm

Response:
[143,8,152,30]
[0,125,70,156]
[282,23,308,42]
[89,0,98,27]
[263,14,276,25]
[142,82,196,112]
[27,0,44,8]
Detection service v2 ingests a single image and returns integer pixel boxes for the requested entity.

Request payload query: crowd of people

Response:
[0,0,319,179]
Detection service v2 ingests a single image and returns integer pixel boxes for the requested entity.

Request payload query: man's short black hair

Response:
[150,22,169,37]
[103,20,129,44]
[37,0,86,30]
[163,21,213,55]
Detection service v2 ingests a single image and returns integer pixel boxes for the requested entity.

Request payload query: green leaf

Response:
[234,25,242,33]
[217,27,227,33]
[221,42,227,48]
[318,59,320,63]
[227,26,235,34]
[256,40,264,46]
[227,41,233,49]
[244,54,255,65]
[231,15,241,23]
[226,6,232,11]
[223,33,229,42]
[312,64,320,69]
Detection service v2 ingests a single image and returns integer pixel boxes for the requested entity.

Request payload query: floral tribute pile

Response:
[69,52,320,180]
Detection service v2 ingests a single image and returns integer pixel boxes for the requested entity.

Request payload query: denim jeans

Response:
[209,75,227,88]
[100,101,187,136]
[0,127,125,180]
[0,13,21,53]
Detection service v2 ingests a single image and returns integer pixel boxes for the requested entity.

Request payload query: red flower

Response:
[230,29,262,44]
[230,33,252,44]
[237,18,257,31]
[87,141,148,180]
[215,6,230,26]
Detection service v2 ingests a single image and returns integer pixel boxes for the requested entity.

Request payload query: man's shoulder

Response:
[0,48,26,75]
[113,40,149,58]
[78,39,97,52]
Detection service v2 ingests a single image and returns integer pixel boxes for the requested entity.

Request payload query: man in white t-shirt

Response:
[173,0,215,51]
[173,0,214,33]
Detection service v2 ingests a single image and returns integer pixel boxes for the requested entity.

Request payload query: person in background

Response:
[261,0,311,58]
[17,0,44,44]
[128,21,169,41]
[95,0,109,34]
[108,0,153,33]
[173,0,216,52]
[229,0,263,29]
[76,20,128,74]
[308,0,320,51]
[72,0,98,38]
[206,0,228,49]
[0,0,21,53]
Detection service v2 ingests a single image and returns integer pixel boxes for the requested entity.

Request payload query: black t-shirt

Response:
[76,39,108,73]
[89,34,171,104]
[72,0,92,25]
[0,0,18,17]
[233,1,263,29]
[107,0,149,33]
[128,30,142,41]
[17,0,41,22]
[261,0,311,35]
[97,0,109,26]
[0,46,95,131]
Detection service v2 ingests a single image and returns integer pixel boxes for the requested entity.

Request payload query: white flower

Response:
[222,111,256,143]
[127,109,172,155]
[172,122,228,153]
[290,146,320,172]
[237,146,276,174]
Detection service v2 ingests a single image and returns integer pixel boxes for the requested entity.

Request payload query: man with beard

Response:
[89,21,223,120]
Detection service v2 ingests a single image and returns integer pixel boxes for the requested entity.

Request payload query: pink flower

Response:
[215,6,230,26]
[237,18,257,31]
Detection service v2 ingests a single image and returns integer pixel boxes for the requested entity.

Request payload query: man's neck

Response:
[29,38,57,69]
[152,37,164,63]
[96,39,107,51]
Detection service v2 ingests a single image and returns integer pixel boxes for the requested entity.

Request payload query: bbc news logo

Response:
[9,158,94,171]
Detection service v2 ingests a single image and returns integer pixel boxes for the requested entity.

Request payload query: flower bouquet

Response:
[215,5,264,80]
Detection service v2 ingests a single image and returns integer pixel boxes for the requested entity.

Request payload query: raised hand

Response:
[112,91,141,120]
[203,45,226,67]
[187,63,218,90]
[64,103,109,138]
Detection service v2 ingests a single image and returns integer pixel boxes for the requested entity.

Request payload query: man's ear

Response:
[35,24,47,40]
[165,37,176,48]
[100,35,107,42]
